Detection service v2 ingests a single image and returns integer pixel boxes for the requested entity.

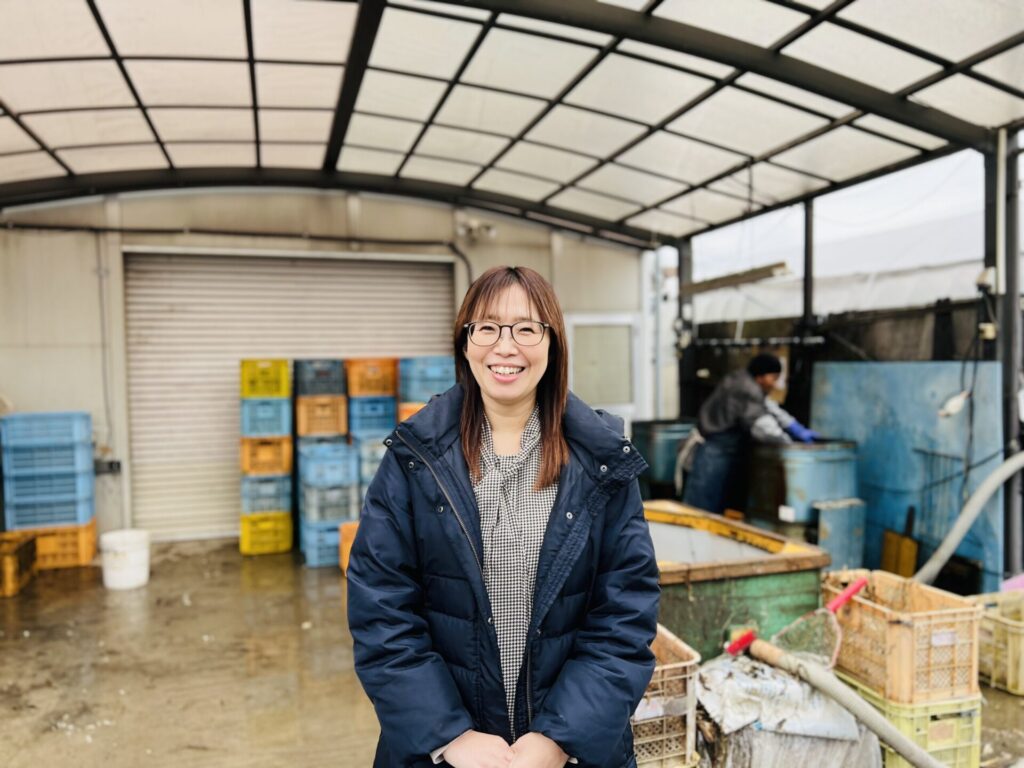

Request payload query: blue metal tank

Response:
[748,440,858,523]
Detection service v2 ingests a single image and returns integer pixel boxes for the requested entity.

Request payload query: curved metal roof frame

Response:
[0,0,1022,248]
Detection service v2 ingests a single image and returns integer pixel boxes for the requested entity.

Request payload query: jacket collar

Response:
[395,384,646,481]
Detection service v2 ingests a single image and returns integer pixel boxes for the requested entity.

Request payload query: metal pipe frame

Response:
[803,198,814,329]
[1002,131,1022,576]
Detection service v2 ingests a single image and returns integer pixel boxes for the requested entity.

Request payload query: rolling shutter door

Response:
[124,253,454,539]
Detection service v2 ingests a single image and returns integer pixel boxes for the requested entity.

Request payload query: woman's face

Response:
[464,285,550,411]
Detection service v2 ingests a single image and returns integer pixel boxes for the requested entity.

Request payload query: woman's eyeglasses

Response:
[464,321,550,347]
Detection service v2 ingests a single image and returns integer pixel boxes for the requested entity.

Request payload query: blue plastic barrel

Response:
[748,441,858,523]
[630,420,695,488]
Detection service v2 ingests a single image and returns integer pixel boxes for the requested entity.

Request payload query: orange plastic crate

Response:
[339,521,359,574]
[296,395,348,436]
[2,518,97,570]
[398,402,425,422]
[0,535,36,597]
[240,436,293,475]
[347,359,398,397]
[632,625,700,767]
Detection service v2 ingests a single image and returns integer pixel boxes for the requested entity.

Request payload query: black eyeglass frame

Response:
[463,321,551,347]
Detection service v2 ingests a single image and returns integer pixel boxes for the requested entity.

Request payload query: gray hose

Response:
[750,639,945,768]
[914,450,1024,584]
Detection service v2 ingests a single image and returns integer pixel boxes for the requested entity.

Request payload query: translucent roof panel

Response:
[57,144,168,174]
[259,110,333,143]
[782,22,942,92]
[356,70,446,121]
[473,168,561,201]
[734,73,853,118]
[127,61,251,107]
[654,0,808,48]
[617,131,745,185]
[252,0,357,64]
[527,106,646,156]
[627,209,706,237]
[772,126,919,182]
[565,54,714,125]
[578,164,687,206]
[662,188,758,224]
[0,118,39,154]
[496,142,597,184]
[973,43,1024,91]
[401,156,480,186]
[462,28,598,99]
[0,0,109,60]
[669,87,830,156]
[0,152,66,184]
[255,64,343,109]
[96,0,247,58]
[548,187,641,221]
[346,113,423,152]
[389,1,491,21]
[416,126,508,165]
[0,62,134,113]
[371,8,483,79]
[149,108,254,142]
[616,41,735,79]
[912,75,1024,128]
[498,15,611,47]
[839,0,1024,62]
[166,143,257,168]
[434,86,546,136]
[852,115,946,151]
[261,144,325,169]
[24,109,154,147]
[337,146,405,175]
[710,162,829,206]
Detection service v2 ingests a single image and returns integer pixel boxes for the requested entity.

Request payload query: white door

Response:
[565,313,643,432]
[124,251,454,539]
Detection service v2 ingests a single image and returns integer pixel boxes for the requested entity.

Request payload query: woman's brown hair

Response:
[454,266,569,489]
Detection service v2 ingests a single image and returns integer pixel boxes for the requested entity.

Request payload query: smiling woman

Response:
[347,265,661,768]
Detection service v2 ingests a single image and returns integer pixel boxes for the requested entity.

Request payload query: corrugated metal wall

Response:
[124,253,454,539]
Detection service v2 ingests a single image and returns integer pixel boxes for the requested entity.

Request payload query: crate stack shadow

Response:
[1,412,98,595]
[239,360,293,556]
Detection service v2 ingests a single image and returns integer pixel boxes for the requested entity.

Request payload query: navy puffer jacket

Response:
[347,385,660,767]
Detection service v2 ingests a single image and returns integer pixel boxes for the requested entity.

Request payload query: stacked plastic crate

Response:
[348,359,399,502]
[0,412,96,569]
[825,569,984,768]
[296,360,355,568]
[398,356,456,423]
[239,360,293,556]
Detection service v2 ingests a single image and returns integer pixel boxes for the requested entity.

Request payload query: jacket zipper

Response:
[396,432,483,577]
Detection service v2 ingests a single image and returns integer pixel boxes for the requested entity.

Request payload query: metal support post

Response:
[1002,130,1022,576]
[677,239,698,419]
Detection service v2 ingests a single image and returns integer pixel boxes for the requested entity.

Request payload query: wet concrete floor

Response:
[1,539,379,767]
[1,539,1022,766]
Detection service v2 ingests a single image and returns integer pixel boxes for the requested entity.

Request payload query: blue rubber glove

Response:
[785,421,820,443]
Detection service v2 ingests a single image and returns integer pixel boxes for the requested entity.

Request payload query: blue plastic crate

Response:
[300,518,341,568]
[298,441,359,487]
[240,398,291,437]
[400,357,456,403]
[2,441,93,476]
[295,359,345,396]
[0,412,91,446]
[241,474,292,513]
[349,397,397,437]
[300,484,360,522]
[4,471,94,505]
[5,496,94,530]
[355,434,390,486]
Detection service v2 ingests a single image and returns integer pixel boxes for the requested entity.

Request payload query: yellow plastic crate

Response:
[971,591,1024,695]
[398,402,425,422]
[240,359,290,398]
[632,625,700,768]
[838,672,981,768]
[0,535,36,597]
[339,521,358,574]
[240,511,293,556]
[2,518,97,570]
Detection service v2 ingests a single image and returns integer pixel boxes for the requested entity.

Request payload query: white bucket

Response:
[100,529,151,590]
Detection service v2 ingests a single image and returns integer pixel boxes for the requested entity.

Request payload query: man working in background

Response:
[682,353,818,514]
